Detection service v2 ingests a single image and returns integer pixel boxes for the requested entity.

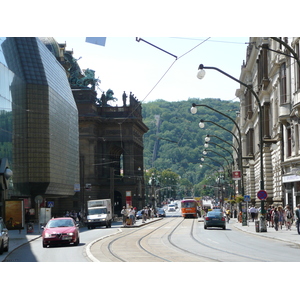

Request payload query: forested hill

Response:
[141,98,240,185]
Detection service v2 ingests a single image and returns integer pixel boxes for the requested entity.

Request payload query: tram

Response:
[181,199,198,218]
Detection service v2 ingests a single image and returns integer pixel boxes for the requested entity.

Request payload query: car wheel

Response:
[74,237,79,246]
[223,226,226,230]
[42,241,47,248]
[0,241,3,255]
[4,239,9,252]
[204,225,207,229]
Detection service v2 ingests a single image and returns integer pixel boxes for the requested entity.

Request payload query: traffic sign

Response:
[257,190,268,200]
[244,195,251,202]
[47,201,54,208]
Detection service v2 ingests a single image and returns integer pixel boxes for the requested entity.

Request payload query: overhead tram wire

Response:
[117,37,211,126]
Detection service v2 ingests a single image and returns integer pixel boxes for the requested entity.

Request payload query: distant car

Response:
[168,204,176,212]
[204,211,226,230]
[156,208,166,217]
[42,217,80,248]
[0,217,9,255]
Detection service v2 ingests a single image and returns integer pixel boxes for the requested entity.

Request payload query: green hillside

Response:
[141,98,240,198]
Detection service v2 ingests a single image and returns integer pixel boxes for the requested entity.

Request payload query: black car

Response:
[156,208,166,217]
[204,211,226,230]
[0,217,9,255]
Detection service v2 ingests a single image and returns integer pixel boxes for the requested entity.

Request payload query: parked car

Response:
[0,217,9,255]
[156,208,166,217]
[42,217,80,248]
[136,210,143,220]
[204,211,226,230]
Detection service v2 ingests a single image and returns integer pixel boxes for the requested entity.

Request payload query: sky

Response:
[54,37,249,106]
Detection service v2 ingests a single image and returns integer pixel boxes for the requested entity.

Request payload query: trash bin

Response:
[259,216,267,232]
[27,222,34,233]
[255,220,260,232]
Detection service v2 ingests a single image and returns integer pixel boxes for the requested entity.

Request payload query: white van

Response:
[168,204,176,212]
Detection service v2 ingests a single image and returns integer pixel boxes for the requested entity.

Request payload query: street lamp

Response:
[196,63,266,231]
[196,65,264,191]
[197,118,243,194]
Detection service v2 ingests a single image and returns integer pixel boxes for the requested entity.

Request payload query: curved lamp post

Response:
[195,65,264,191]
[198,118,243,195]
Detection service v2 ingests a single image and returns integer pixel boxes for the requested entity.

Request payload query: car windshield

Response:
[47,219,74,228]
[88,208,107,215]
[207,212,222,217]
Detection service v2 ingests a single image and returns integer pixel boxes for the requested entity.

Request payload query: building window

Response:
[280,62,287,104]
[245,88,253,120]
[287,124,292,157]
[257,45,269,91]
[296,42,300,91]
[246,128,254,156]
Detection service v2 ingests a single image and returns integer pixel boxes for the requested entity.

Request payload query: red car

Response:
[42,217,80,248]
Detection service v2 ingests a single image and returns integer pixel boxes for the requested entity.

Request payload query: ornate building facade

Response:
[235,37,300,210]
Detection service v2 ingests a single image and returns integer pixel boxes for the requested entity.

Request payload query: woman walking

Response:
[272,207,279,231]
[285,205,294,230]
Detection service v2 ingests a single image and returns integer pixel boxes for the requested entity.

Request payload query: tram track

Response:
[188,219,268,262]
[91,216,270,262]
[107,218,179,262]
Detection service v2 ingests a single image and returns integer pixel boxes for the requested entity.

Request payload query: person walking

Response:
[285,205,294,230]
[249,205,257,222]
[278,206,284,230]
[128,207,135,226]
[142,207,148,223]
[266,206,272,227]
[121,206,128,226]
[295,204,300,234]
[272,207,279,231]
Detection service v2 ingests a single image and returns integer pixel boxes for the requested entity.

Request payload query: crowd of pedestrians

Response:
[266,204,300,232]
[120,206,155,226]
[246,204,300,234]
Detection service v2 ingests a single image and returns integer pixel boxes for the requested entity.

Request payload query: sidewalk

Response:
[1,222,42,262]
[232,218,300,246]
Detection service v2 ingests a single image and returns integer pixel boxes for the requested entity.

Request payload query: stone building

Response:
[42,38,149,217]
[235,37,300,210]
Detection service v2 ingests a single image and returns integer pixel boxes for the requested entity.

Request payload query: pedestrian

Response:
[284,205,294,230]
[147,206,151,220]
[278,206,284,230]
[143,207,148,223]
[295,204,300,234]
[128,207,135,225]
[150,207,154,219]
[249,205,257,222]
[266,206,272,227]
[121,206,128,226]
[270,205,275,227]
[272,207,279,231]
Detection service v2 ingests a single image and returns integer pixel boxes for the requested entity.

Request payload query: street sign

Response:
[244,195,251,202]
[232,170,241,180]
[257,190,268,200]
[47,201,54,208]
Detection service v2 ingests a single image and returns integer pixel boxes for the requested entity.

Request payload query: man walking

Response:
[249,205,257,222]
[295,204,300,234]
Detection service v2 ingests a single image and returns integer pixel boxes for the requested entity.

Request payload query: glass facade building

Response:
[0,37,79,219]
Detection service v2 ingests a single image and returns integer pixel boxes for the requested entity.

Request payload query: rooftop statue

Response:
[64,52,100,90]
[99,89,118,107]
